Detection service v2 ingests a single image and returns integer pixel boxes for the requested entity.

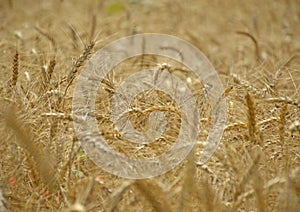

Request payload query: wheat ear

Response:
[8,51,19,89]
[64,41,95,96]
[246,93,258,145]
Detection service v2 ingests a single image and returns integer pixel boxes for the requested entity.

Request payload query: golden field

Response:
[0,0,299,211]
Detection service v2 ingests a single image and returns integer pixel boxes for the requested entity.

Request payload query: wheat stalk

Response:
[3,109,59,193]
[236,31,262,61]
[260,96,299,107]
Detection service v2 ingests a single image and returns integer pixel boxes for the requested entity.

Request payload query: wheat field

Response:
[0,0,300,211]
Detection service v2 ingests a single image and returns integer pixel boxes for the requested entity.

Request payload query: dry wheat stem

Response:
[236,31,261,61]
[3,110,59,193]
[260,97,299,107]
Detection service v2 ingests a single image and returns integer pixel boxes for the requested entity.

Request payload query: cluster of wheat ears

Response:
[0,0,300,211]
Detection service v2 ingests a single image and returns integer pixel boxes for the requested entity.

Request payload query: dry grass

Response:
[0,0,299,211]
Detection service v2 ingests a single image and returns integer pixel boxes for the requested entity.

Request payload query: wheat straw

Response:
[3,109,59,193]
[261,97,299,107]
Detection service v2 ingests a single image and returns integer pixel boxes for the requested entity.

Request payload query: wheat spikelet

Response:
[271,55,300,92]
[64,41,95,96]
[67,41,95,82]
[47,57,56,83]
[8,51,19,89]
[40,57,56,92]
